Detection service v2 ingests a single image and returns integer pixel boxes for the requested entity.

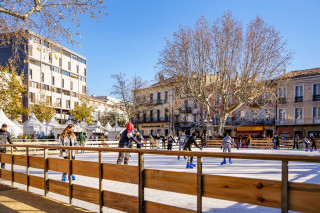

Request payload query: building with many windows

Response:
[132,77,201,136]
[0,31,87,123]
[276,68,320,138]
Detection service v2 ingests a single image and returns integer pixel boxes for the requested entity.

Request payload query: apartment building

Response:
[88,95,126,123]
[132,77,201,136]
[0,31,87,123]
[276,68,320,138]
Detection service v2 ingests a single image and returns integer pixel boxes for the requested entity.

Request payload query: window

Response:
[279,109,286,120]
[143,112,146,122]
[150,93,153,104]
[265,109,272,121]
[76,65,79,73]
[295,108,303,120]
[56,98,61,107]
[164,91,168,103]
[157,110,160,121]
[252,109,257,121]
[157,92,161,104]
[29,92,35,103]
[68,61,71,70]
[29,45,33,56]
[52,76,55,85]
[278,87,287,103]
[82,85,86,93]
[62,79,65,88]
[52,66,61,73]
[43,40,49,48]
[70,81,73,90]
[31,82,37,88]
[29,69,32,79]
[66,100,70,109]
[240,110,245,122]
[150,110,153,121]
[84,68,86,76]
[214,94,221,105]
[42,63,50,70]
[313,84,320,101]
[59,58,62,67]
[41,73,44,83]
[165,109,169,121]
[313,107,320,122]
[46,96,51,104]
[295,86,303,102]
[61,70,70,76]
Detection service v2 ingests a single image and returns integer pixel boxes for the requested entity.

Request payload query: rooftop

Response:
[282,67,320,79]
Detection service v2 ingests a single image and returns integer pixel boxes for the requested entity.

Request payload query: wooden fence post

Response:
[197,156,203,213]
[138,151,145,213]
[44,148,49,196]
[11,147,14,187]
[26,147,30,192]
[69,149,73,205]
[98,151,103,213]
[281,160,288,213]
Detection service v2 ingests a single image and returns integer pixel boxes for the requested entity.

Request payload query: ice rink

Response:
[2,148,319,212]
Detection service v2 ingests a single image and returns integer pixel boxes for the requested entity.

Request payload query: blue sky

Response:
[64,0,320,96]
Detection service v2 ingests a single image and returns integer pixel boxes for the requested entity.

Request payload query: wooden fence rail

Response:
[0,144,319,213]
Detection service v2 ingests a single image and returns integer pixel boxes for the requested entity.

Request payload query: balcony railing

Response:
[132,117,171,123]
[180,107,192,113]
[295,96,303,102]
[278,97,287,104]
[313,95,320,101]
[276,118,320,125]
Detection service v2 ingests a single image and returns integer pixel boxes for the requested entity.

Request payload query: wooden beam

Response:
[44,148,48,196]
[197,157,202,213]
[26,148,29,192]
[138,152,145,213]
[98,151,103,213]
[282,161,288,213]
[11,147,13,187]
[68,150,73,205]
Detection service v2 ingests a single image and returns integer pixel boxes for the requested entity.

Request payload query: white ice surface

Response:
[1,148,319,213]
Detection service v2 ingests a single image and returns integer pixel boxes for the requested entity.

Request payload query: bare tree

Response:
[111,73,148,119]
[158,12,292,134]
[0,0,107,52]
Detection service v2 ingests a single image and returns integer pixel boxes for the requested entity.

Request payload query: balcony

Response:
[295,96,303,102]
[313,95,320,101]
[278,97,287,104]
[234,118,275,126]
[180,107,192,113]
[132,117,170,124]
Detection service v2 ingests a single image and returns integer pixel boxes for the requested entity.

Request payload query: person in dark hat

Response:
[0,124,15,169]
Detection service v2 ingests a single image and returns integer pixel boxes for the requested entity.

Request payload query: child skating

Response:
[177,130,188,160]
[221,133,238,165]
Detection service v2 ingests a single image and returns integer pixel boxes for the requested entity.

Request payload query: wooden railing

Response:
[0,144,319,213]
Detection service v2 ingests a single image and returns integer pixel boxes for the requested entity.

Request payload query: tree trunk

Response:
[217,114,228,136]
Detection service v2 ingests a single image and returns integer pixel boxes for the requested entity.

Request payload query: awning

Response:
[236,126,264,133]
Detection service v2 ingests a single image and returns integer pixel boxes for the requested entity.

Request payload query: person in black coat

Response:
[166,133,176,150]
[117,123,143,165]
[0,124,15,169]
[184,132,202,169]
[135,132,143,149]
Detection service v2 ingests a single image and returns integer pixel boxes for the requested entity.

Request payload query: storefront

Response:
[236,126,264,137]
[137,123,170,137]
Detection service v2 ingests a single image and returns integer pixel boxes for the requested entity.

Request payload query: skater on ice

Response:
[166,133,176,150]
[184,132,202,169]
[116,122,143,165]
[177,130,188,160]
[221,133,238,165]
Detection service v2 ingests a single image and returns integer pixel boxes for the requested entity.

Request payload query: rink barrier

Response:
[0,145,320,213]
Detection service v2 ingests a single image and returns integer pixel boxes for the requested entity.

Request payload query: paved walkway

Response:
[0,184,93,213]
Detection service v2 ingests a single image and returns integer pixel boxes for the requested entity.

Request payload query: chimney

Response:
[159,74,165,82]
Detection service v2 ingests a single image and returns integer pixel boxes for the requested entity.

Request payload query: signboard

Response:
[236,126,264,132]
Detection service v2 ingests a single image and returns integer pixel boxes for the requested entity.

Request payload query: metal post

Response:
[197,157,203,213]
[281,161,288,213]
[44,148,49,196]
[26,147,30,192]
[68,149,73,204]
[98,151,103,213]
[11,147,14,187]
[138,152,145,213]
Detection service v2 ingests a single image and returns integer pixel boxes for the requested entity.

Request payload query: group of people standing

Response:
[292,133,317,152]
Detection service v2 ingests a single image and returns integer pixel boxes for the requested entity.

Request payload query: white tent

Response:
[86,120,104,133]
[104,122,112,132]
[23,113,45,135]
[46,116,60,136]
[0,109,23,137]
